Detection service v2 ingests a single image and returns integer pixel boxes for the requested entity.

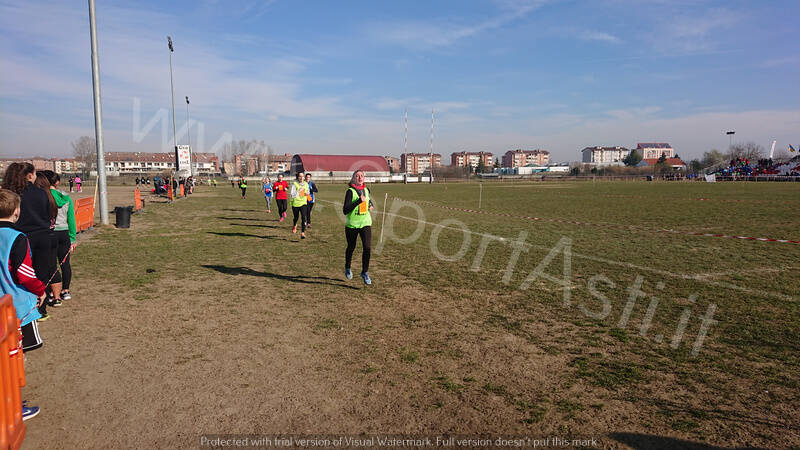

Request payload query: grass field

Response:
[24,181,800,449]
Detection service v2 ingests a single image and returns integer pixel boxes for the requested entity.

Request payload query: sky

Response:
[1,0,798,163]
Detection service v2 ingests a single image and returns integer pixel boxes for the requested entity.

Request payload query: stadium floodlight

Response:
[726,130,735,149]
[185,96,191,153]
[167,36,178,174]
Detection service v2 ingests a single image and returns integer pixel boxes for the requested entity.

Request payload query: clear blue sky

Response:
[1,0,798,162]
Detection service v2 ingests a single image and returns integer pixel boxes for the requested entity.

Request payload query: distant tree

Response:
[494,157,500,169]
[71,136,96,176]
[657,153,667,164]
[570,167,580,176]
[623,150,642,166]
[688,159,703,174]
[476,158,486,174]
[772,148,791,164]
[727,142,764,162]
[701,149,726,168]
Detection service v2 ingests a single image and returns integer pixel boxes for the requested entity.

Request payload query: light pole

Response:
[168,36,178,172]
[185,96,190,148]
[88,0,108,225]
[726,130,735,149]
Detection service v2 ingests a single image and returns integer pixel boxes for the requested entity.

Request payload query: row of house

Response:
[388,149,551,174]
[0,152,221,177]
[581,143,686,170]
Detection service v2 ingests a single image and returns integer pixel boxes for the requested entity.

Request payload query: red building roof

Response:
[643,157,686,166]
[292,154,390,172]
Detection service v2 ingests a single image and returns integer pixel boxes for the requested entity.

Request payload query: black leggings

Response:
[51,230,72,289]
[306,202,314,224]
[240,187,247,197]
[28,230,56,315]
[292,205,308,232]
[276,199,288,218]
[345,226,371,273]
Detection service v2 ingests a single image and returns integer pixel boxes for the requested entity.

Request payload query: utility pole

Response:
[88,0,108,225]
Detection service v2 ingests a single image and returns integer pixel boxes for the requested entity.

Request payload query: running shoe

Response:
[61,291,72,300]
[292,225,297,234]
[306,223,311,229]
[22,405,40,421]
[345,268,352,280]
[301,232,306,239]
[51,299,63,307]
[361,272,372,285]
[279,217,284,222]
[37,313,50,322]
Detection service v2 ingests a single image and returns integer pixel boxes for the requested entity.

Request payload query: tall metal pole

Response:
[168,37,178,173]
[429,108,434,184]
[185,96,190,148]
[185,95,192,177]
[404,108,408,156]
[88,0,108,225]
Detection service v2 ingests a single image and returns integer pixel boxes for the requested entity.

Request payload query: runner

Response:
[342,170,374,285]
[289,171,309,239]
[304,173,318,229]
[74,176,82,193]
[239,178,247,199]
[262,177,273,214]
[272,174,289,222]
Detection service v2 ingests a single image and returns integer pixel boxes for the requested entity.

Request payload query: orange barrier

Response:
[167,186,173,201]
[0,294,26,450]
[74,197,95,233]
[133,189,143,211]
[179,184,185,197]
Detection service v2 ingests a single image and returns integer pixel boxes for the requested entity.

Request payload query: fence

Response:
[0,294,26,450]
[74,197,95,232]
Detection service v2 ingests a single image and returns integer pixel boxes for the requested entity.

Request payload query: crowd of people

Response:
[713,157,800,177]
[1,162,79,421]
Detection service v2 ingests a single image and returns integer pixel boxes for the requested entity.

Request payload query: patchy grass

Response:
[47,182,800,449]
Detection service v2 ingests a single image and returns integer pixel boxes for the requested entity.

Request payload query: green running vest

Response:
[346,187,372,228]
[291,181,309,207]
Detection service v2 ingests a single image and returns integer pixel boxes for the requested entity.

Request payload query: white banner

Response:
[379,177,390,183]
[364,177,376,183]
[704,173,716,183]
[391,175,404,181]
[176,145,192,173]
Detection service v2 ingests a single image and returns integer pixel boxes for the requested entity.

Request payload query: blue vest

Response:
[0,228,42,325]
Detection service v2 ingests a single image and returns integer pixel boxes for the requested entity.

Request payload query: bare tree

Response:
[727,142,764,162]
[72,136,96,175]
[772,148,792,164]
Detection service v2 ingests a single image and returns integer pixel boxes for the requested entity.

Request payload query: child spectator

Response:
[0,188,47,420]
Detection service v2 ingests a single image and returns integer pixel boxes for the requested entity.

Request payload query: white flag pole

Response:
[380,193,388,243]
[769,140,776,159]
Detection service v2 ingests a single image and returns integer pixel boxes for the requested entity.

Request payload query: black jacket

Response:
[14,183,51,234]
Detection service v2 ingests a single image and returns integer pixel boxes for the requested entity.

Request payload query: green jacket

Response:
[50,188,76,242]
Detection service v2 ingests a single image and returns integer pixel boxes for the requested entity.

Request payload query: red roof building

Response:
[291,154,391,176]
[638,157,687,170]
